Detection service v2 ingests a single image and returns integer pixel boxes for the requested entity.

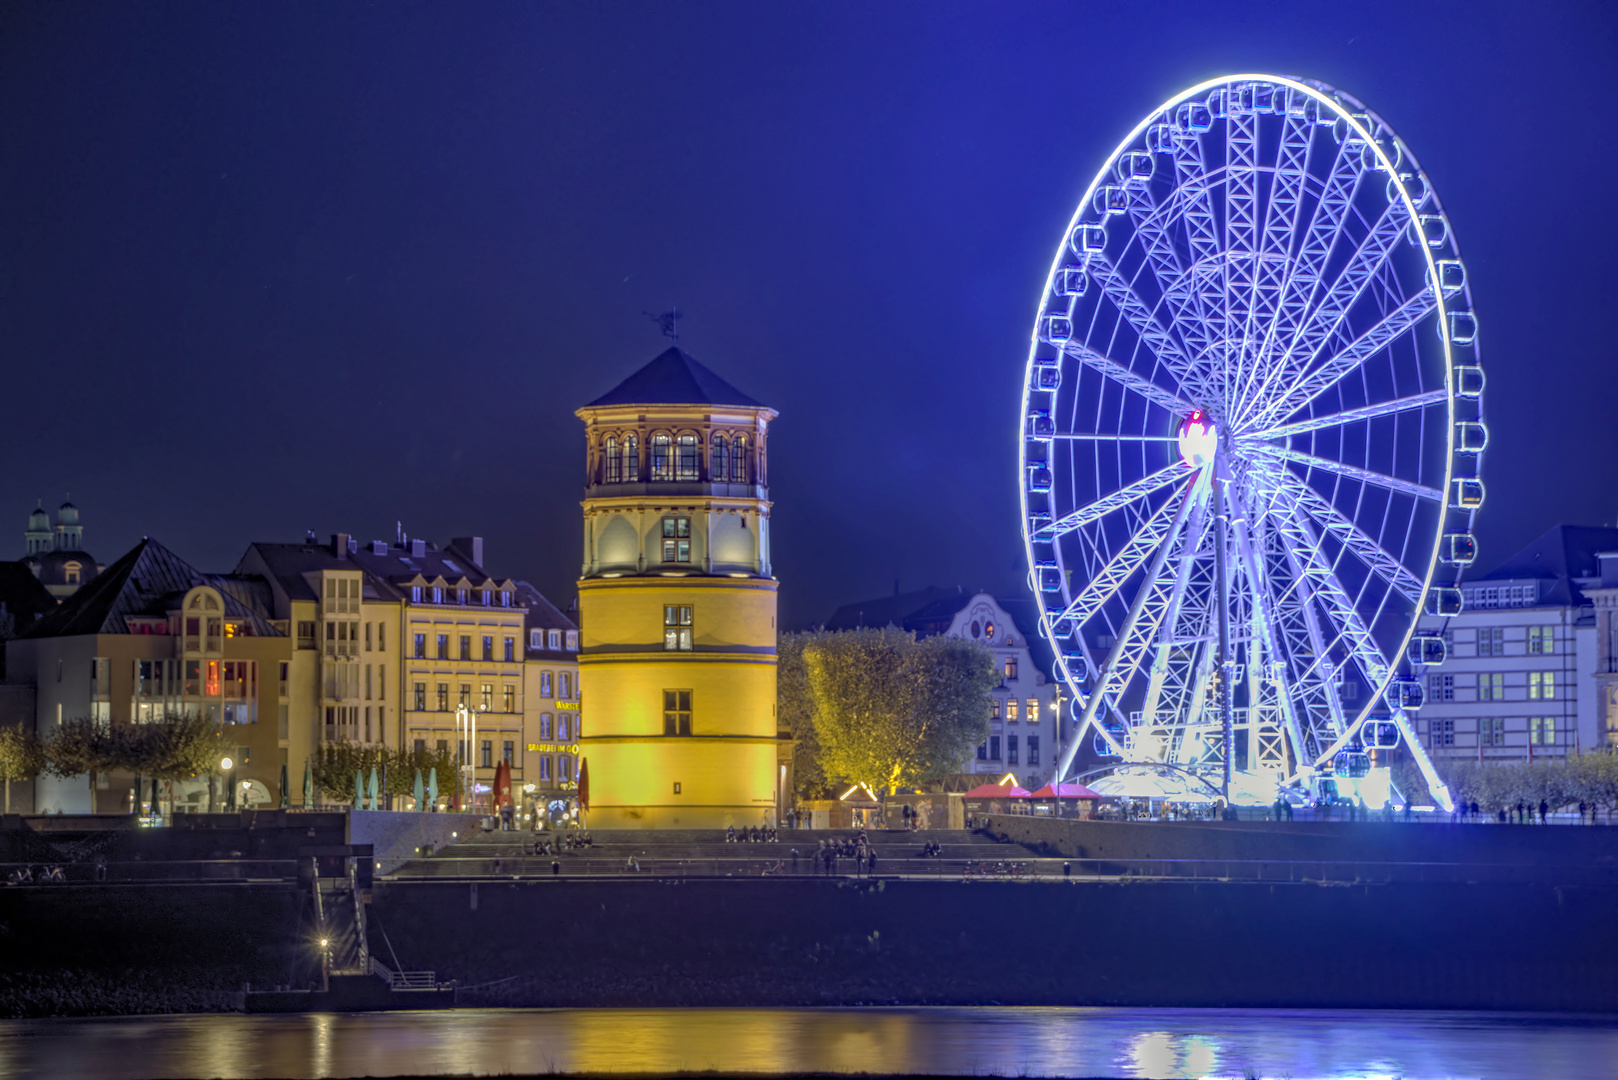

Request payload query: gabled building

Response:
[822,587,1067,790]
[1415,524,1618,763]
[5,538,289,813]
[515,581,581,804]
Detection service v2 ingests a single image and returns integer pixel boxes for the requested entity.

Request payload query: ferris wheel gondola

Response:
[1020,76,1480,810]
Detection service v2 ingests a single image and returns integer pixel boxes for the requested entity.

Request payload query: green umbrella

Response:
[279,764,289,809]
[413,769,424,812]
[303,761,313,808]
[427,767,439,812]
[353,770,363,811]
[367,767,380,812]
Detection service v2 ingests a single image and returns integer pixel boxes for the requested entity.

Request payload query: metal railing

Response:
[0,859,298,885]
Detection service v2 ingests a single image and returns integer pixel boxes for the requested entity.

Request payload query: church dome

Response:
[56,502,79,525]
[27,506,48,530]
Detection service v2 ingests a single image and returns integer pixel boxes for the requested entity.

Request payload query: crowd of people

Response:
[724,825,778,843]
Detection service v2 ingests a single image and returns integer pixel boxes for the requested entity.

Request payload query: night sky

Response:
[0,2,1612,630]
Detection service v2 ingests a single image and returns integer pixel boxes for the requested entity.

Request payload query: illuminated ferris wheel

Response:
[1020,75,1481,809]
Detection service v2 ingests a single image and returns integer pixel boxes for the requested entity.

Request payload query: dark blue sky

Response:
[0,2,1612,628]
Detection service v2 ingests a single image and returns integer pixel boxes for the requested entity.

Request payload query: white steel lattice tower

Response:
[1021,76,1481,810]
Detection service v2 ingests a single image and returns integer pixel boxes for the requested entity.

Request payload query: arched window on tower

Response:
[623,434,638,482]
[731,435,749,483]
[604,436,621,483]
[711,434,729,483]
[676,434,699,481]
[650,434,673,480]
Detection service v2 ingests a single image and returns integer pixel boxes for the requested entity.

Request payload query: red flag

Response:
[577,758,589,813]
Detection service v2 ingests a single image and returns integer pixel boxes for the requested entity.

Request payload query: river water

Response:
[0,1006,1612,1078]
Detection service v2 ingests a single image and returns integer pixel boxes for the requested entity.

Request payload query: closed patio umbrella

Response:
[367,767,380,811]
[413,768,425,812]
[279,763,289,808]
[150,777,159,820]
[303,761,313,808]
[577,758,589,828]
[427,767,439,812]
[353,770,363,811]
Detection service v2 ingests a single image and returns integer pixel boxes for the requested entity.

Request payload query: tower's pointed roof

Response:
[584,347,764,409]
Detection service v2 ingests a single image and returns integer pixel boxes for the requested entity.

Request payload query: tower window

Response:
[731,435,749,483]
[711,435,729,482]
[676,434,700,481]
[663,689,692,735]
[651,434,673,480]
[604,436,621,483]
[623,434,638,482]
[664,606,693,651]
[662,517,692,563]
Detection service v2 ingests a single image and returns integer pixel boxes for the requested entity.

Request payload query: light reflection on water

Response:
[0,1006,1614,1078]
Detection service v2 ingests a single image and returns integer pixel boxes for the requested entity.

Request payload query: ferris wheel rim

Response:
[1018,74,1479,803]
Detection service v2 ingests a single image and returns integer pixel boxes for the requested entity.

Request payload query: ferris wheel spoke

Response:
[1084,255,1206,398]
[1229,512,1313,774]
[1247,388,1447,441]
[1260,468,1425,605]
[1252,288,1442,429]
[1254,445,1443,504]
[1036,461,1191,542]
[1126,185,1212,372]
[1057,340,1196,416]
[1051,475,1195,630]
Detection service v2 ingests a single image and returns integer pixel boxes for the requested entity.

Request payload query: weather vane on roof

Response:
[644,306,681,343]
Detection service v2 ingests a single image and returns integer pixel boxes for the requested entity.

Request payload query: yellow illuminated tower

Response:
[575,346,779,829]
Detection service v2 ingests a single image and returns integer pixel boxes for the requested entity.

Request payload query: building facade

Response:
[823,588,1064,790]
[576,346,781,829]
[1414,525,1616,764]
[516,580,582,807]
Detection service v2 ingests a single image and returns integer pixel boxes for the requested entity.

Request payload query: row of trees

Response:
[779,628,999,798]
[0,713,229,812]
[1424,753,1618,817]
[308,742,459,804]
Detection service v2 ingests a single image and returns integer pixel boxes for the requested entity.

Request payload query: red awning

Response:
[962,783,1033,799]
[1030,782,1103,799]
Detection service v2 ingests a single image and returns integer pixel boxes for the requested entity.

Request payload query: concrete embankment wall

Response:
[981,815,1618,871]
[372,876,1618,1012]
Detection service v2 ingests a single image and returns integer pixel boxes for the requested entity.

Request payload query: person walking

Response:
[1539,800,1549,824]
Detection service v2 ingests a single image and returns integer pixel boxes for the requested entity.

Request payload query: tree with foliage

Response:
[44,718,125,804]
[126,711,230,782]
[0,726,45,813]
[311,742,459,805]
[803,627,997,794]
[778,632,830,799]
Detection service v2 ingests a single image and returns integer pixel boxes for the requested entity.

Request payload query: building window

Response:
[530,629,542,649]
[549,629,562,651]
[989,735,1001,760]
[1481,717,1506,747]
[1007,735,1019,765]
[731,435,749,483]
[378,664,385,700]
[1027,697,1038,721]
[1429,674,1454,702]
[298,621,317,649]
[414,632,426,659]
[559,756,572,782]
[436,634,449,660]
[977,741,987,760]
[436,683,450,711]
[431,587,443,604]
[559,672,572,699]
[483,635,494,661]
[566,630,578,651]
[604,436,621,483]
[623,434,638,481]
[558,716,570,741]
[503,686,515,712]
[651,434,673,480]
[480,683,493,711]
[1478,672,1504,701]
[459,684,472,709]
[504,638,516,662]
[540,714,552,739]
[662,517,692,563]
[64,562,81,585]
[1478,627,1505,657]
[1027,735,1040,765]
[664,605,693,651]
[538,755,551,781]
[480,740,493,769]
[413,738,426,756]
[1003,657,1018,681]
[676,434,700,481]
[1529,671,1555,700]
[540,671,553,698]
[1429,718,1454,747]
[663,689,692,735]
[1530,717,1556,745]
[460,635,472,661]
[712,435,729,482]
[414,683,426,711]
[503,740,515,764]
[411,586,422,603]
[1006,699,1020,722]
[500,591,511,607]
[1340,680,1359,702]
[990,699,1001,721]
[1529,626,1555,655]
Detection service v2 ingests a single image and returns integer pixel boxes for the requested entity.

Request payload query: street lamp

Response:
[219,756,235,813]
[455,704,483,813]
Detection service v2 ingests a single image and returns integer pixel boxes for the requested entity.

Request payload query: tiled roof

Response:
[23,538,281,639]
[1475,524,1618,607]
[514,581,578,659]
[0,561,57,630]
[583,347,765,409]
[821,585,1058,678]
